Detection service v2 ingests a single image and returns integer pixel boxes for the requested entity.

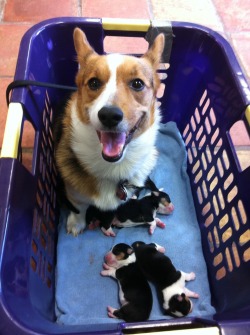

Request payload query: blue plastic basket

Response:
[0,17,250,335]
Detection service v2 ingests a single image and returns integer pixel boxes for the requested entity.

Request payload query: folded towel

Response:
[55,122,216,325]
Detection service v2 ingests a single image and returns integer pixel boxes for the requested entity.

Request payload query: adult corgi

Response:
[54,28,165,236]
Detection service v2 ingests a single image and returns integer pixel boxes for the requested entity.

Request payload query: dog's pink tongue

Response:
[99,131,126,158]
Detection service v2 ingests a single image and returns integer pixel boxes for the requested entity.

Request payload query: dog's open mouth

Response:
[97,113,145,162]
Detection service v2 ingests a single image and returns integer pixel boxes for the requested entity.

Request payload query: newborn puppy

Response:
[132,241,199,317]
[86,190,171,236]
[138,177,174,215]
[101,243,153,322]
[112,191,168,234]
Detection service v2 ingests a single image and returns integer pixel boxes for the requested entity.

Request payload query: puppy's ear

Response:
[132,241,145,249]
[127,248,134,255]
[177,294,185,302]
[143,33,165,69]
[73,28,96,63]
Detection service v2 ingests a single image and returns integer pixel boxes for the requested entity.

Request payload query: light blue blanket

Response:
[55,122,216,325]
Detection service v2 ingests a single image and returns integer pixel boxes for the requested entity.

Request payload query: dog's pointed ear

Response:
[73,28,96,63]
[143,33,165,69]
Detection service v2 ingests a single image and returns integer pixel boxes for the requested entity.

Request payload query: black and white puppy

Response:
[132,241,199,317]
[101,243,153,322]
[86,177,174,236]
[112,191,168,235]
[86,191,172,236]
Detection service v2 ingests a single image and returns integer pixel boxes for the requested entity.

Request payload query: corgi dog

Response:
[54,27,165,236]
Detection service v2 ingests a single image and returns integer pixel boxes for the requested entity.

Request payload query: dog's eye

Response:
[88,78,102,91]
[129,79,145,91]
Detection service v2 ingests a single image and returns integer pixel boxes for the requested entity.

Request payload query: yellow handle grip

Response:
[102,18,150,32]
[245,105,250,127]
[1,103,23,159]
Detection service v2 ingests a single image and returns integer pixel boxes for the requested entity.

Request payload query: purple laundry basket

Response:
[0,17,250,335]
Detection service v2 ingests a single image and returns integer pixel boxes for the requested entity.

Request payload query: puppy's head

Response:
[151,190,174,214]
[165,293,193,317]
[104,243,135,268]
[73,28,165,162]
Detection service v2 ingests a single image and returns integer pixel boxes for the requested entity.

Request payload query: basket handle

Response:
[102,18,151,32]
[102,18,173,63]
[246,105,250,127]
[1,103,23,159]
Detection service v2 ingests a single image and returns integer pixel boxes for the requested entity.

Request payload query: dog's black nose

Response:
[98,106,123,128]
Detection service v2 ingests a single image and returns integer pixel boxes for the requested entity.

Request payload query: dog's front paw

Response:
[67,211,86,236]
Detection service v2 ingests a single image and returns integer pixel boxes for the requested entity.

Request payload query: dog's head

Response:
[104,243,135,268]
[73,28,165,163]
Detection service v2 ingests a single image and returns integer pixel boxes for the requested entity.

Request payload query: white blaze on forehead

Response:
[88,54,125,127]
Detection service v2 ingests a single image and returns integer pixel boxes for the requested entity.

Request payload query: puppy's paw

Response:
[100,270,109,276]
[101,226,116,237]
[67,212,86,236]
[193,292,200,299]
[187,272,196,281]
[88,220,100,230]
[155,218,166,228]
[149,225,156,235]
[155,243,166,253]
[107,306,118,319]
[103,263,111,270]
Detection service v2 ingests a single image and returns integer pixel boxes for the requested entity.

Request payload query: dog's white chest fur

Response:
[70,101,160,210]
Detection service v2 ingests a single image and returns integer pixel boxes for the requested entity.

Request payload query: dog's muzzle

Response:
[97,106,145,162]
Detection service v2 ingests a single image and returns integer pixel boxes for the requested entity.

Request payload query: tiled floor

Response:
[0,0,249,151]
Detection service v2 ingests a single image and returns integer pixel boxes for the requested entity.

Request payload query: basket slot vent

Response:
[194,107,201,124]
[213,226,220,248]
[205,213,214,227]
[194,169,203,184]
[239,230,250,246]
[202,180,208,199]
[216,157,224,177]
[213,252,223,266]
[216,267,226,280]
[156,63,169,107]
[30,92,57,289]
[205,116,212,134]
[232,242,241,267]
[222,228,232,243]
[224,173,234,190]
[227,186,238,203]
[218,188,225,210]
[238,200,247,225]
[211,127,220,145]
[184,88,250,282]
[212,195,219,216]
[219,214,229,229]
[231,207,240,230]
[30,257,37,272]
[225,247,233,271]
[243,248,250,262]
